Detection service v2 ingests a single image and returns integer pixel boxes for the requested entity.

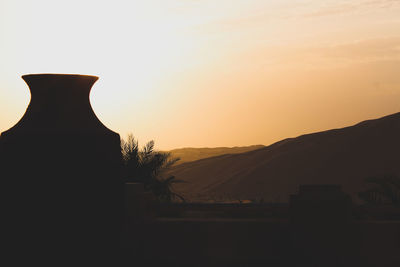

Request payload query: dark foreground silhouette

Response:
[1,74,399,266]
[0,74,124,265]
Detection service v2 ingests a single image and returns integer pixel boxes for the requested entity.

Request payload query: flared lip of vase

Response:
[22,73,99,81]
[5,73,120,137]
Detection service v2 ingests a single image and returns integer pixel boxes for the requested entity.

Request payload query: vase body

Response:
[0,74,124,264]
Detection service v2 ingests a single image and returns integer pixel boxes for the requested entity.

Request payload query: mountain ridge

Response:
[166,145,265,165]
[169,112,400,202]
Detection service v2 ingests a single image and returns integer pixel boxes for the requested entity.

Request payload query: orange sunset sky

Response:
[1,0,399,149]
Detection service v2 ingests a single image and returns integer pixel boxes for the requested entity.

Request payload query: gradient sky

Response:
[1,0,399,149]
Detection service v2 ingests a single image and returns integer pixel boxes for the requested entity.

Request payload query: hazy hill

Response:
[167,145,264,165]
[169,113,400,202]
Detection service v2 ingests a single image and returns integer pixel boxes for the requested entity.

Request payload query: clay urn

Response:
[0,74,124,264]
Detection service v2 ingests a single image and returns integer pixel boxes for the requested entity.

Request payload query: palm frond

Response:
[121,134,183,202]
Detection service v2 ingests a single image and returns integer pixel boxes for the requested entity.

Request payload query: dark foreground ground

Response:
[121,206,400,267]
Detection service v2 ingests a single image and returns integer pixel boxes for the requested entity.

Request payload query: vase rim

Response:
[22,73,99,80]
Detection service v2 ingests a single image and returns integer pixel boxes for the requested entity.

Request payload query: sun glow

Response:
[6,1,196,94]
[1,1,203,139]
[1,0,400,149]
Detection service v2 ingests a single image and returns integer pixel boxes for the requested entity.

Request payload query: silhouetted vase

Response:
[0,74,124,264]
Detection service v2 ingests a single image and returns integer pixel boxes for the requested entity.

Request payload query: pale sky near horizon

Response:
[1,0,400,149]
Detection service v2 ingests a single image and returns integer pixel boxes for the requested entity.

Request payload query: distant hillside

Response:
[167,145,264,165]
[169,113,400,202]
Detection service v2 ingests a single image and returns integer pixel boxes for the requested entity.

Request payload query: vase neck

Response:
[11,73,109,133]
[22,74,98,99]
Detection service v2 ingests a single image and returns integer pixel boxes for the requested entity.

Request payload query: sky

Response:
[1,0,400,149]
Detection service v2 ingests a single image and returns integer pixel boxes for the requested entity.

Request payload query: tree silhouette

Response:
[121,134,185,202]
[358,175,400,207]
